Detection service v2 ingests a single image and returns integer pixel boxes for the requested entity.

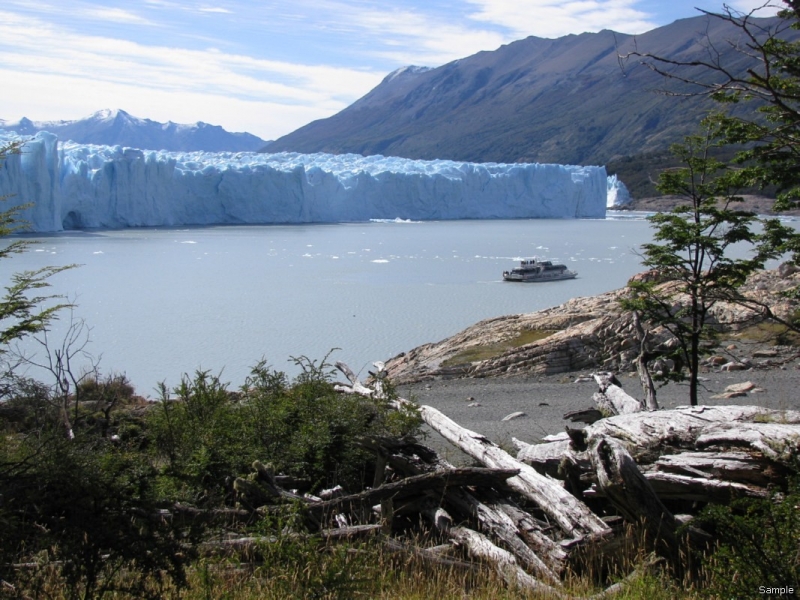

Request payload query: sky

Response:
[0,0,783,141]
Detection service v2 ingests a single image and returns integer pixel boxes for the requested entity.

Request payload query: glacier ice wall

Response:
[0,132,608,232]
[606,174,632,208]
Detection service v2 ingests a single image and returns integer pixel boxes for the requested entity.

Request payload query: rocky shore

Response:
[390,265,800,458]
[617,194,800,216]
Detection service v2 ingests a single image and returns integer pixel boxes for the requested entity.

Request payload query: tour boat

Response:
[502,258,577,282]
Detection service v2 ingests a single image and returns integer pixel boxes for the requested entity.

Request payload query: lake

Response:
[2,213,754,394]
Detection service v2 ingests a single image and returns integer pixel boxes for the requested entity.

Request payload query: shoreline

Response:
[397,364,800,462]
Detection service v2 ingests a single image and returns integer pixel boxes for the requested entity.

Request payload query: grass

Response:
[440,329,554,368]
[14,543,704,600]
[732,321,800,346]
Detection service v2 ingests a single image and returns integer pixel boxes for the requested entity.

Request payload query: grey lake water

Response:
[3,213,774,394]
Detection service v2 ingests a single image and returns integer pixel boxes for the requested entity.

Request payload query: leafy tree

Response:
[630,1,800,218]
[622,125,790,406]
[0,142,72,357]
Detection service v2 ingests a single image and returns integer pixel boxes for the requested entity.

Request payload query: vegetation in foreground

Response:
[1,356,798,599]
[2,2,800,597]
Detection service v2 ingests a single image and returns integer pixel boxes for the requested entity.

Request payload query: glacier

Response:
[0,131,608,232]
[606,174,632,208]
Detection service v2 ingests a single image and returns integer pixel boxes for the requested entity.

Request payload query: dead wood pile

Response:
[204,365,800,597]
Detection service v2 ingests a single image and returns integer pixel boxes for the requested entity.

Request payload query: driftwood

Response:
[382,538,477,571]
[651,451,786,487]
[336,362,610,542]
[304,466,519,523]
[407,402,610,540]
[177,361,800,598]
[421,505,568,598]
[589,437,680,564]
[592,373,644,416]
[445,486,561,585]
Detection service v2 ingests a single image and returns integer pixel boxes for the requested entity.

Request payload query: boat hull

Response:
[502,271,577,282]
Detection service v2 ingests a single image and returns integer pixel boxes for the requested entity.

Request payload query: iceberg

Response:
[0,131,608,232]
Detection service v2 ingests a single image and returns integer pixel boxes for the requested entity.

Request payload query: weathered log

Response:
[366,430,569,579]
[589,437,680,565]
[652,451,787,487]
[420,505,569,598]
[564,407,605,424]
[445,487,562,585]
[170,503,255,526]
[644,471,768,502]
[305,466,519,523]
[398,400,609,540]
[695,421,800,462]
[382,538,477,571]
[449,526,569,597]
[252,460,311,503]
[585,405,800,464]
[336,361,610,541]
[486,492,570,573]
[200,525,384,556]
[513,436,587,479]
[592,373,643,415]
[334,361,376,397]
[358,434,450,476]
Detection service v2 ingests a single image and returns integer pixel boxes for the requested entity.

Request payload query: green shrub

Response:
[147,355,423,503]
[0,432,192,599]
[692,478,800,599]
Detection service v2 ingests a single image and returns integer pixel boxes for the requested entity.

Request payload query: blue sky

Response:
[0,0,781,140]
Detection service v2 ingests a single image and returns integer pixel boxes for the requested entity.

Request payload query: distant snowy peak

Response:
[383,65,432,83]
[91,108,133,122]
[2,116,72,134]
[0,109,270,153]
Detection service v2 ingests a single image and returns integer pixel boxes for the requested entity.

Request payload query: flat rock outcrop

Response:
[384,266,800,383]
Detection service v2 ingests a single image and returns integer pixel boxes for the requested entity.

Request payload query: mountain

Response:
[0,109,270,153]
[266,14,792,190]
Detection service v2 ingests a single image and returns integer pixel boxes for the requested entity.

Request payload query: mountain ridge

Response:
[265,14,793,179]
[0,109,270,153]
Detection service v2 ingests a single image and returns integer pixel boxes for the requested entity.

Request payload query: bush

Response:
[0,432,192,599]
[693,479,800,599]
[147,356,422,504]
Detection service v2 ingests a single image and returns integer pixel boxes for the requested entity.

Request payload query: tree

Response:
[0,142,72,358]
[622,124,790,406]
[629,1,800,216]
[618,2,800,406]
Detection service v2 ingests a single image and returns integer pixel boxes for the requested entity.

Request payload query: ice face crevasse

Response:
[0,132,609,232]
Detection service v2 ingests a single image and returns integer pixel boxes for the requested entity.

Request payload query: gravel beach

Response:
[397,365,800,463]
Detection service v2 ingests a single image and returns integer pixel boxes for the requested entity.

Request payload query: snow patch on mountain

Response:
[0,109,269,153]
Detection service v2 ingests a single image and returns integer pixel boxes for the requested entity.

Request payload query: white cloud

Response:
[464,0,660,37]
[82,7,154,25]
[346,7,508,65]
[0,9,383,138]
[0,67,322,139]
[199,7,233,14]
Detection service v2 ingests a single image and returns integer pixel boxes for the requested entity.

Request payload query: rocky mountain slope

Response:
[384,266,800,384]
[0,109,269,153]
[267,14,793,170]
